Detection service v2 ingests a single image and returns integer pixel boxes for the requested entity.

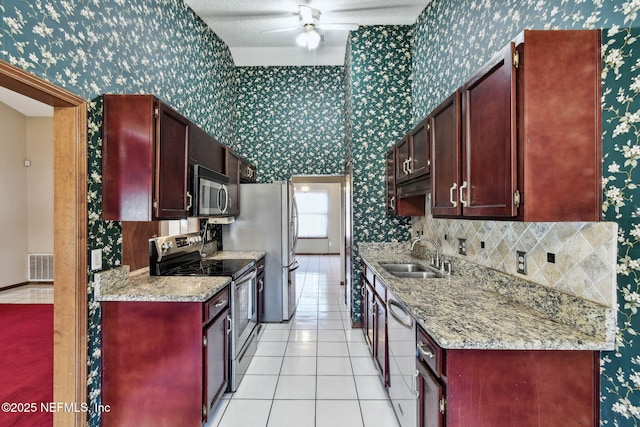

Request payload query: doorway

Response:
[0,60,88,426]
[292,175,347,306]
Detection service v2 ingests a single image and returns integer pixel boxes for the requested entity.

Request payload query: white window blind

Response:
[295,190,329,238]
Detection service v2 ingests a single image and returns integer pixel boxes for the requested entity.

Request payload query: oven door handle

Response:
[235,268,257,287]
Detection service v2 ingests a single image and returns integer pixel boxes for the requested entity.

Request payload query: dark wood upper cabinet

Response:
[225,148,241,216]
[461,42,517,218]
[410,119,430,178]
[103,94,190,221]
[430,91,462,217]
[189,125,226,173]
[514,29,602,222]
[394,135,411,184]
[430,29,602,221]
[239,158,257,183]
[385,148,397,215]
[395,120,430,185]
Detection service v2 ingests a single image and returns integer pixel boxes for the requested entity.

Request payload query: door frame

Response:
[0,60,88,427]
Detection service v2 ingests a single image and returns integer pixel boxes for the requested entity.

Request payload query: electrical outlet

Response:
[481,241,485,249]
[458,238,467,256]
[91,248,103,271]
[547,252,556,263]
[517,251,527,275]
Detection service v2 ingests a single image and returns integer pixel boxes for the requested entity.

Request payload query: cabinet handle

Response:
[449,183,458,207]
[459,181,468,207]
[226,315,232,335]
[417,341,434,359]
[412,370,419,397]
[390,196,395,210]
[186,191,192,210]
[258,279,264,292]
[402,159,407,174]
[407,157,413,174]
[215,299,227,308]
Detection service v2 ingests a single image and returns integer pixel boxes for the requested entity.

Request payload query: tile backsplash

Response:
[412,200,617,308]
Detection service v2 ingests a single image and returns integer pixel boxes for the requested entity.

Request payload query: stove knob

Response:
[161,243,169,251]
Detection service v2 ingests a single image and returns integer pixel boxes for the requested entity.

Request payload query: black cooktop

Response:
[167,258,255,280]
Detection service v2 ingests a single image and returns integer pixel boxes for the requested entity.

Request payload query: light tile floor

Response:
[0,284,53,304]
[206,255,400,427]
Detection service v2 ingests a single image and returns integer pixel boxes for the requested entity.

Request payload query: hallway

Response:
[207,255,399,427]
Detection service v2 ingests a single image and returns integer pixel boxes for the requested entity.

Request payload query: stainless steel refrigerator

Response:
[222,182,299,322]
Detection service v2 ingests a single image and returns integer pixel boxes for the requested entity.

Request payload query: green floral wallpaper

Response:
[2,0,640,425]
[2,1,236,425]
[235,66,345,182]
[344,25,414,323]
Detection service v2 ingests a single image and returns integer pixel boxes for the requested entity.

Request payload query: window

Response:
[295,189,329,238]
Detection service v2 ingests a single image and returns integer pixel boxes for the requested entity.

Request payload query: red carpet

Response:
[0,304,53,427]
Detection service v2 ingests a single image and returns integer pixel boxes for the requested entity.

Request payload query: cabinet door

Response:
[374,294,387,385]
[385,148,397,215]
[225,149,241,216]
[430,91,462,217]
[155,101,190,219]
[395,135,411,184]
[204,307,229,422]
[461,42,517,217]
[189,125,225,173]
[417,361,445,427]
[409,120,430,179]
[240,159,257,183]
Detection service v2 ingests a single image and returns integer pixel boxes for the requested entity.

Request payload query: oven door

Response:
[233,267,258,351]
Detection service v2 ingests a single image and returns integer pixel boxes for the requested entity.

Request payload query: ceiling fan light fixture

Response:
[296,28,321,50]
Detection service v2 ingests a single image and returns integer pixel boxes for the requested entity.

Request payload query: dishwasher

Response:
[387,289,418,427]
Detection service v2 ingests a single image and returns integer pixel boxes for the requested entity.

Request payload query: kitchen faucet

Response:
[410,237,442,269]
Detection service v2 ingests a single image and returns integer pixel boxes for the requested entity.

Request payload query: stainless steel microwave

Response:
[191,164,230,216]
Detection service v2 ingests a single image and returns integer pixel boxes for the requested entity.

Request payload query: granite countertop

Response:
[359,242,615,351]
[94,250,266,303]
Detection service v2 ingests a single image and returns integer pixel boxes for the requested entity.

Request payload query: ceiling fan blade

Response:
[261,26,300,34]
[199,11,294,20]
[317,23,359,31]
[328,4,419,14]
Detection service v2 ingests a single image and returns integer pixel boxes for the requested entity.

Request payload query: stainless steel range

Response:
[149,232,259,391]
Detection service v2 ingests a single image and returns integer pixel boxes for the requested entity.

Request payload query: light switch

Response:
[91,248,103,271]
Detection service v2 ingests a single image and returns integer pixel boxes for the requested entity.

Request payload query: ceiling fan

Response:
[263,5,360,50]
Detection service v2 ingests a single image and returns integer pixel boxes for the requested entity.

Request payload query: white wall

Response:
[0,102,54,288]
[295,182,342,255]
[26,117,54,253]
[0,101,29,287]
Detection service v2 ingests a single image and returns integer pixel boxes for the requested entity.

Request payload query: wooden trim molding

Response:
[0,60,88,427]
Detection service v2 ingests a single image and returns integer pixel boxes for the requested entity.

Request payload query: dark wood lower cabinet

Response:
[101,287,229,426]
[417,326,599,427]
[417,360,445,427]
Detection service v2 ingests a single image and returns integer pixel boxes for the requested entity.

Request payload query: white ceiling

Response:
[0,87,53,117]
[184,0,429,66]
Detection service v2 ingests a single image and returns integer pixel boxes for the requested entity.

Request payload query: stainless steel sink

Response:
[390,270,443,279]
[379,262,444,279]
[379,263,426,272]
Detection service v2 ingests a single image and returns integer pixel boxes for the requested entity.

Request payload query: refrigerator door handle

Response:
[291,194,299,251]
[285,260,300,272]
